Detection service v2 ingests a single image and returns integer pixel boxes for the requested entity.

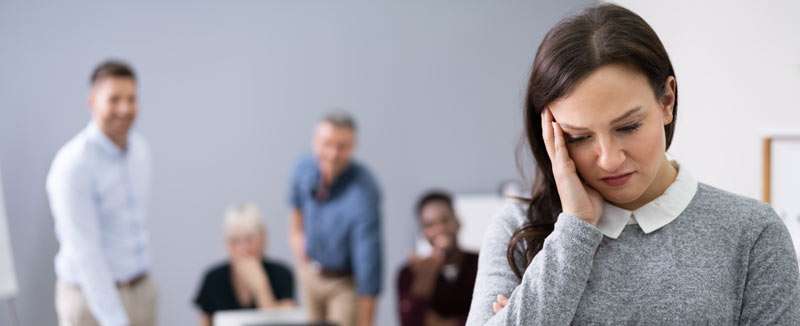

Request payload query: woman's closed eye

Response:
[616,122,642,133]
[565,122,643,144]
[565,133,590,144]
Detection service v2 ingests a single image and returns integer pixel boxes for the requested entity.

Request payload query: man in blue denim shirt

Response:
[289,111,382,326]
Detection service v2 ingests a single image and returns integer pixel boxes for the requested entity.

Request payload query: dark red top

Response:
[396,251,479,326]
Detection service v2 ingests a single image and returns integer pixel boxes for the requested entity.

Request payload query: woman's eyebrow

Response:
[557,120,588,131]
[558,106,643,131]
[610,106,643,124]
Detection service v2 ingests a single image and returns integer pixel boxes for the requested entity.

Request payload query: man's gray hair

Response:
[320,110,357,131]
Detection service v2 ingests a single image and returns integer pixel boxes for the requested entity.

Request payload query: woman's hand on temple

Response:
[541,108,603,225]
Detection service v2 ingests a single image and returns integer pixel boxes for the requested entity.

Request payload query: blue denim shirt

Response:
[290,155,382,296]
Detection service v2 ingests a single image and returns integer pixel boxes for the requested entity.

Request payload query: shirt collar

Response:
[310,158,356,199]
[596,160,698,239]
[86,122,126,158]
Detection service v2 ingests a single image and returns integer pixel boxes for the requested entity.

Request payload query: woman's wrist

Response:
[255,288,277,309]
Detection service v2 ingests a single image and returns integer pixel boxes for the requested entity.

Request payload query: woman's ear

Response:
[661,76,676,125]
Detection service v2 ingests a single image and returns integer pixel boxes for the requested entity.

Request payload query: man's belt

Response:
[116,272,148,288]
[311,261,352,278]
[319,268,352,278]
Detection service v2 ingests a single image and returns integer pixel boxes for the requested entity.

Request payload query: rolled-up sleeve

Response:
[288,161,304,210]
[349,189,382,296]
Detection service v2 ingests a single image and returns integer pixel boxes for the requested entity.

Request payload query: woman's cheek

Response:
[626,124,665,170]
[568,145,597,179]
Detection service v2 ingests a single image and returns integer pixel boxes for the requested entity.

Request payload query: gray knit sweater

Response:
[466,184,800,325]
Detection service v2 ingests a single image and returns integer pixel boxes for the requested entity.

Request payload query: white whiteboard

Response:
[770,138,800,265]
[455,194,508,253]
[0,167,18,299]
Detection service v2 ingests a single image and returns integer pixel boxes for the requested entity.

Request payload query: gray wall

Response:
[0,1,589,325]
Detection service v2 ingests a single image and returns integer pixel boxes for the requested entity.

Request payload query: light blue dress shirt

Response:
[47,122,152,326]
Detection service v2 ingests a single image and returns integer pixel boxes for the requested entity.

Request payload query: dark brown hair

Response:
[508,3,678,278]
[90,60,136,85]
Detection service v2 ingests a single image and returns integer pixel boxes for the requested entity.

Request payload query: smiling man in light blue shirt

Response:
[47,60,156,326]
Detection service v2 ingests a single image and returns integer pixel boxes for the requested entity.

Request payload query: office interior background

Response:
[1,0,798,325]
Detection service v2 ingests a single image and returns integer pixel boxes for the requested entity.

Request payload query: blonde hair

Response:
[223,202,265,238]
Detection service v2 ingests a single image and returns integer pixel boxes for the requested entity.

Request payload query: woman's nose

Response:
[596,137,626,172]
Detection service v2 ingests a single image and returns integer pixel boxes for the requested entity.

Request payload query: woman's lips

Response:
[601,172,634,187]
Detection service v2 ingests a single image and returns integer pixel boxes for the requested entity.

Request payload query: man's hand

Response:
[289,232,307,263]
[410,253,446,278]
[424,311,460,326]
[357,296,376,326]
[408,239,448,299]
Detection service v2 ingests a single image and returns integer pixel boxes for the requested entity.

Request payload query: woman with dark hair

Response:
[467,4,799,325]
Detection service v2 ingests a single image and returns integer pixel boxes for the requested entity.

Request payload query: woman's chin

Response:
[598,187,645,208]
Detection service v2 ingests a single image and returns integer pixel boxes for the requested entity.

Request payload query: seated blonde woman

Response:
[194,203,296,325]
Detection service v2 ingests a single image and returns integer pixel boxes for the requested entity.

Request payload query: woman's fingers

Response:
[541,109,555,160]
[543,108,574,175]
[498,294,508,304]
[492,294,509,314]
[539,108,602,224]
[551,121,572,171]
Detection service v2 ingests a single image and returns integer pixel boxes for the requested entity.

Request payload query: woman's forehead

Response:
[550,65,654,128]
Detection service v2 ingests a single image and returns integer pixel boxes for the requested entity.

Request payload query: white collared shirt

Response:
[596,161,698,239]
[47,122,152,326]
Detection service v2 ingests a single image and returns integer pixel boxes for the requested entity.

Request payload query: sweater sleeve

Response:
[466,204,604,325]
[739,206,800,325]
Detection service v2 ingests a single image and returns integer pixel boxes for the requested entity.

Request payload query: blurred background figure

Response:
[289,111,383,326]
[396,190,478,326]
[47,60,157,326]
[194,203,295,326]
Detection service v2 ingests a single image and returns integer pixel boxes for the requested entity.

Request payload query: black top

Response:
[194,258,295,316]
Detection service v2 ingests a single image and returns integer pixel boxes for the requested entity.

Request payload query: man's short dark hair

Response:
[90,60,136,85]
[415,190,454,219]
[320,110,357,131]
